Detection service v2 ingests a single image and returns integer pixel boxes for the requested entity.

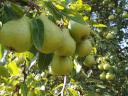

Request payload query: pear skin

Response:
[84,55,96,67]
[37,15,63,54]
[76,39,92,57]
[68,20,91,42]
[55,28,76,56]
[0,16,32,52]
[51,55,73,76]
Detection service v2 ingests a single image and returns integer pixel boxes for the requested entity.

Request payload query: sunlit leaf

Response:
[92,47,97,54]
[68,88,79,96]
[7,61,20,76]
[93,24,107,27]
[83,4,91,11]
[55,4,64,10]
[52,83,63,91]
[83,16,89,21]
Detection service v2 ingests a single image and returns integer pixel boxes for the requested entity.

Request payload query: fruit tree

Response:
[0,0,128,96]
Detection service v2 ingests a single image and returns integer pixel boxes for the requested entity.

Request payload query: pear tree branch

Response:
[57,76,67,96]
[28,52,39,71]
[61,76,67,96]
[0,50,9,65]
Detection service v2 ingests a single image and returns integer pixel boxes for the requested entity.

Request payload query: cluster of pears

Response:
[98,63,115,81]
[50,19,93,75]
[0,14,93,76]
[68,20,92,57]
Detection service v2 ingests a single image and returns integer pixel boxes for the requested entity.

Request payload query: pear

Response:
[0,16,32,52]
[51,55,73,76]
[68,20,91,42]
[122,11,128,18]
[84,55,96,67]
[37,15,63,54]
[98,64,104,70]
[106,72,115,80]
[106,32,114,39]
[55,28,76,56]
[76,39,92,57]
[103,63,111,70]
[99,71,106,80]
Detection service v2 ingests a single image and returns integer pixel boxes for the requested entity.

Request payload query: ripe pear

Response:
[103,63,111,70]
[76,39,92,57]
[108,15,115,20]
[106,72,115,80]
[84,55,96,67]
[99,71,106,80]
[51,55,73,76]
[122,11,128,18]
[0,16,32,52]
[106,32,114,39]
[55,28,76,56]
[98,64,104,70]
[37,15,63,54]
[68,20,91,42]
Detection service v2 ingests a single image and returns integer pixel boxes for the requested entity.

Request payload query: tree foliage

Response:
[0,0,128,96]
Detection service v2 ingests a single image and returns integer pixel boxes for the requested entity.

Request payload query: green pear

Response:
[98,64,104,70]
[108,15,115,20]
[68,20,91,42]
[122,11,128,18]
[99,71,106,80]
[76,39,92,57]
[0,16,32,52]
[37,14,63,54]
[51,55,73,76]
[55,28,76,56]
[106,32,114,39]
[84,55,96,67]
[103,63,111,70]
[106,72,115,80]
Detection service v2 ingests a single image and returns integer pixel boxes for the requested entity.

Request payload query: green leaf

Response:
[68,88,79,96]
[52,83,63,91]
[44,1,62,19]
[11,3,24,17]
[20,83,28,96]
[31,18,44,50]
[83,4,91,11]
[93,24,107,27]
[7,61,20,76]
[0,65,10,77]
[2,3,24,23]
[96,84,106,89]
[61,9,84,23]
[37,53,53,71]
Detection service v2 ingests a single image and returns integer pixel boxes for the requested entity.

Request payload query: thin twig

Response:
[0,50,9,65]
[28,52,39,71]
[57,76,67,96]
